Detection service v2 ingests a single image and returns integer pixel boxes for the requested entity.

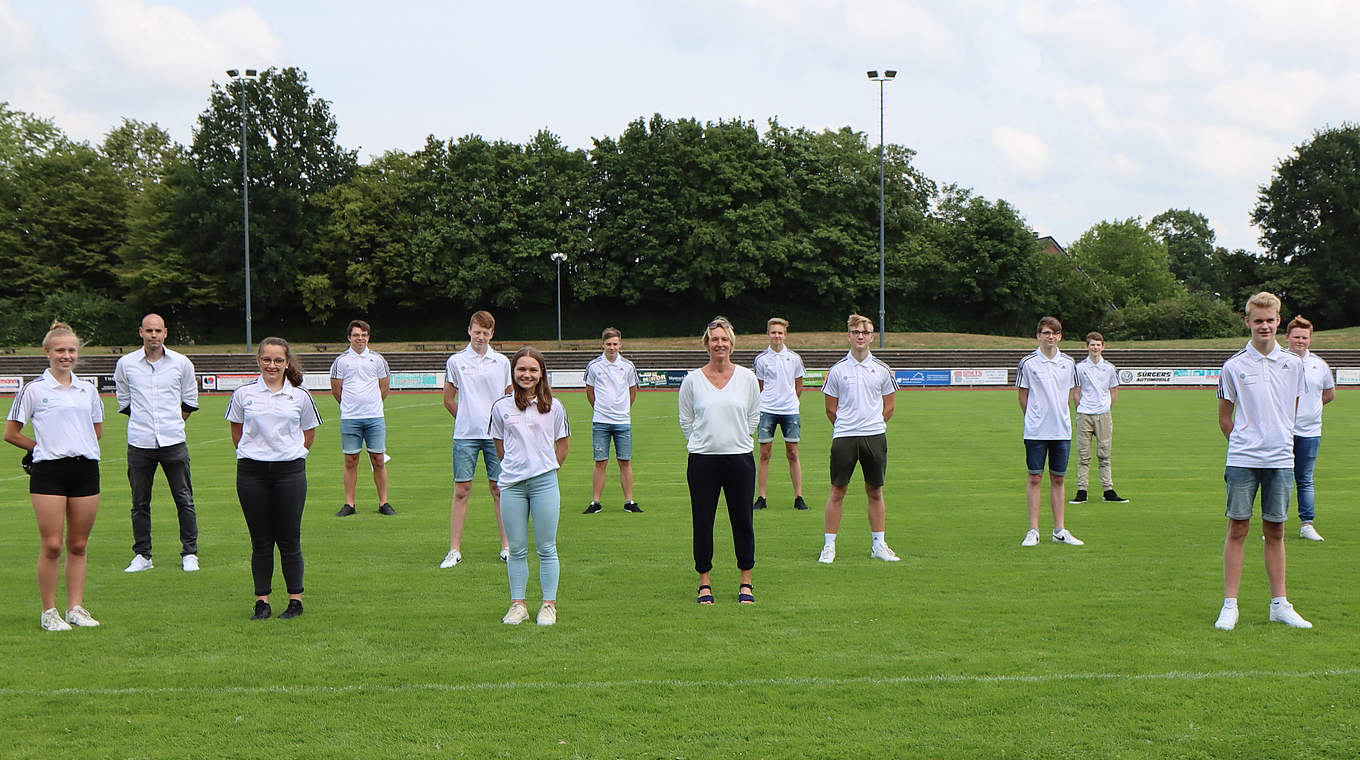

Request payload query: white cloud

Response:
[991,126,1051,182]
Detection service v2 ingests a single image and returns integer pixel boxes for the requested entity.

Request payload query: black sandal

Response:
[738,583,755,604]
[697,585,714,605]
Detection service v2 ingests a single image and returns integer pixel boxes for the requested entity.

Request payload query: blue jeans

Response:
[500,470,560,601]
[1224,466,1292,523]
[340,417,386,454]
[591,423,632,462]
[453,439,501,483]
[1293,436,1320,523]
[757,412,801,444]
[1024,439,1070,475]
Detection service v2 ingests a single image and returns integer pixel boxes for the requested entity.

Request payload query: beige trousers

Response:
[1075,411,1113,490]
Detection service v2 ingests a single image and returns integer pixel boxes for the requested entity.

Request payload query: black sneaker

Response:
[1069,490,1087,504]
[278,599,303,619]
[336,504,356,517]
[377,502,396,515]
[583,501,603,514]
[1103,489,1129,503]
[752,496,767,510]
[250,600,271,620]
[793,496,809,511]
[623,501,644,513]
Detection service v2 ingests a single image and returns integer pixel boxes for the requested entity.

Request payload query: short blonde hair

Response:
[767,317,788,330]
[702,316,736,350]
[1245,292,1281,315]
[847,314,873,332]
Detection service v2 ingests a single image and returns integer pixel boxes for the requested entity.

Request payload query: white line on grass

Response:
[4,667,1357,698]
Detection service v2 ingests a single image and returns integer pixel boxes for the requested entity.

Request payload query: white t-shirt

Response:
[489,395,570,488]
[1293,351,1335,438]
[584,353,638,425]
[225,378,322,461]
[677,366,761,454]
[114,348,198,448]
[1218,342,1304,468]
[445,345,511,440]
[1075,356,1119,415]
[329,347,390,420]
[822,352,896,438]
[1016,348,1076,440]
[753,346,805,415]
[7,370,103,461]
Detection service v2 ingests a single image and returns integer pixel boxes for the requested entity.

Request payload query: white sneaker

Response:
[1214,605,1238,631]
[124,554,153,573]
[499,547,510,562]
[817,545,836,564]
[182,554,200,572]
[537,604,557,626]
[439,549,462,569]
[40,608,72,631]
[869,543,901,562]
[65,605,100,627]
[1020,529,1040,547]
[1269,602,1313,629]
[1051,528,1084,546]
[502,602,529,625]
[1300,524,1325,542]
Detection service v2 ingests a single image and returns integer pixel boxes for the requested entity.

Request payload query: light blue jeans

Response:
[500,470,560,601]
[1293,436,1321,523]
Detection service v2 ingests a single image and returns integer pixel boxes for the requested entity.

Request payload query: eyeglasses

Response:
[259,357,288,365]
[849,330,873,337]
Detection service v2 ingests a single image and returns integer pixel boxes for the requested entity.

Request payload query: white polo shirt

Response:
[1293,351,1335,438]
[1016,348,1076,440]
[489,395,570,488]
[445,345,511,440]
[584,353,638,425]
[225,377,322,461]
[753,346,805,415]
[822,352,896,438]
[329,347,390,420]
[1075,356,1119,415]
[677,366,761,454]
[1218,341,1304,468]
[7,370,103,461]
[114,347,198,448]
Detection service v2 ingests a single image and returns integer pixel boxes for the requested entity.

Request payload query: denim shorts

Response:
[1024,439,1070,475]
[592,423,632,462]
[340,417,386,454]
[757,412,801,444]
[453,438,502,482]
[1224,466,1292,523]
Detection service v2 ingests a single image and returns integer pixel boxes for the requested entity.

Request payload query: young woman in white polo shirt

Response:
[677,317,761,605]
[5,321,105,631]
[489,346,570,626]
[226,338,322,621]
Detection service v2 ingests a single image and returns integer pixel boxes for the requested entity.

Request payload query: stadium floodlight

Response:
[551,252,568,349]
[226,68,259,350]
[867,68,897,348]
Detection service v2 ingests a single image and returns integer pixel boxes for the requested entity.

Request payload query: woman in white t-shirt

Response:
[5,321,104,631]
[489,346,570,626]
[677,317,761,605]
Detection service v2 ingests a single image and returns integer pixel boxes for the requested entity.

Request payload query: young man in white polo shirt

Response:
[1285,315,1335,542]
[1071,331,1128,504]
[583,327,642,514]
[329,320,393,517]
[440,311,512,568]
[114,313,200,573]
[1214,292,1311,630]
[1016,316,1083,547]
[753,317,807,511]
[818,314,899,563]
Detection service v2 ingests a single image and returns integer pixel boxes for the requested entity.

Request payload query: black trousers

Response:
[128,443,197,558]
[687,453,756,573]
[236,458,307,596]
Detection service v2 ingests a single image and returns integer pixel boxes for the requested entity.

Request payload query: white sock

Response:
[1222,597,1237,609]
[870,531,885,546]
[823,533,837,548]
[1271,596,1288,607]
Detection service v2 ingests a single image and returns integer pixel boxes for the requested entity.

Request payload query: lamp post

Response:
[551,252,567,349]
[226,68,258,350]
[867,69,896,348]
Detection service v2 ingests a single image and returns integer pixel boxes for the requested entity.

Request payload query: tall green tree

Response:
[1147,208,1225,295]
[100,119,182,193]
[1068,218,1180,308]
[0,102,67,177]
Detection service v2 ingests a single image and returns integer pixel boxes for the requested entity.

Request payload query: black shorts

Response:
[829,433,888,488]
[30,456,101,497]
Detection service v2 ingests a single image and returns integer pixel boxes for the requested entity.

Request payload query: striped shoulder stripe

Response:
[302,387,323,424]
[871,357,894,376]
[828,356,853,372]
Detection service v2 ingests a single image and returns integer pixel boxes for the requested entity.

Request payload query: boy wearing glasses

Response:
[1017,316,1084,547]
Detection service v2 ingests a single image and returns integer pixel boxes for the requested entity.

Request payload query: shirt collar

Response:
[1246,341,1285,362]
[1035,348,1064,363]
[39,369,84,389]
[845,350,875,366]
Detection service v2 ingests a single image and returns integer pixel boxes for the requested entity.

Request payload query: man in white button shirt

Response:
[113,314,200,573]
[1213,292,1311,631]
[329,320,393,517]
[583,327,642,514]
[1285,316,1335,542]
[752,318,807,511]
[1016,316,1083,548]
[818,314,899,564]
[1070,331,1128,505]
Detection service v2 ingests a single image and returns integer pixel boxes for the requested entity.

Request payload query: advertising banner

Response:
[895,369,952,387]
[638,370,668,388]
[549,370,586,389]
[950,368,1008,386]
[0,376,21,394]
[1170,368,1221,386]
[802,370,825,388]
[1336,368,1360,385]
[665,370,689,388]
[95,375,118,393]
[201,373,258,392]
[1117,369,1173,385]
[389,371,443,390]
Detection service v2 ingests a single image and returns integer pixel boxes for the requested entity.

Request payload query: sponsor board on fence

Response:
[95,375,118,393]
[895,369,952,387]
[802,370,825,388]
[1337,368,1360,385]
[666,370,688,387]
[0,376,21,393]
[1116,368,1221,386]
[549,370,585,389]
[201,373,258,391]
[950,368,1008,386]
[638,370,668,388]
[389,371,442,390]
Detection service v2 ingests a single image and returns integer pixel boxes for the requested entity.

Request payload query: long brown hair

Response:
[510,346,552,413]
[258,337,303,387]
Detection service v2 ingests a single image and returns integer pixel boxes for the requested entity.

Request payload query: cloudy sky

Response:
[4,0,1357,252]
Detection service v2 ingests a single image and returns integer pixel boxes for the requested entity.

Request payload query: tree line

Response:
[3,68,1356,346]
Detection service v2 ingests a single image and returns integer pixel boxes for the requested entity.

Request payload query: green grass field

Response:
[2,388,1358,758]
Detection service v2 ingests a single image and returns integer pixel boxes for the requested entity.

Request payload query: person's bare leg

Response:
[824,484,848,533]
[1262,520,1287,598]
[63,495,99,608]
[1223,518,1250,598]
[33,495,66,610]
[490,482,508,549]
[757,442,773,498]
[592,460,607,503]
[449,481,472,551]
[343,452,360,505]
[865,484,886,532]
[786,442,802,498]
[1026,473,1042,531]
[369,451,389,503]
[1049,474,1066,531]
[619,460,635,502]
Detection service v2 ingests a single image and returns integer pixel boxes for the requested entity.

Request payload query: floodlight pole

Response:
[868,69,896,348]
[551,252,568,349]
[227,68,258,351]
